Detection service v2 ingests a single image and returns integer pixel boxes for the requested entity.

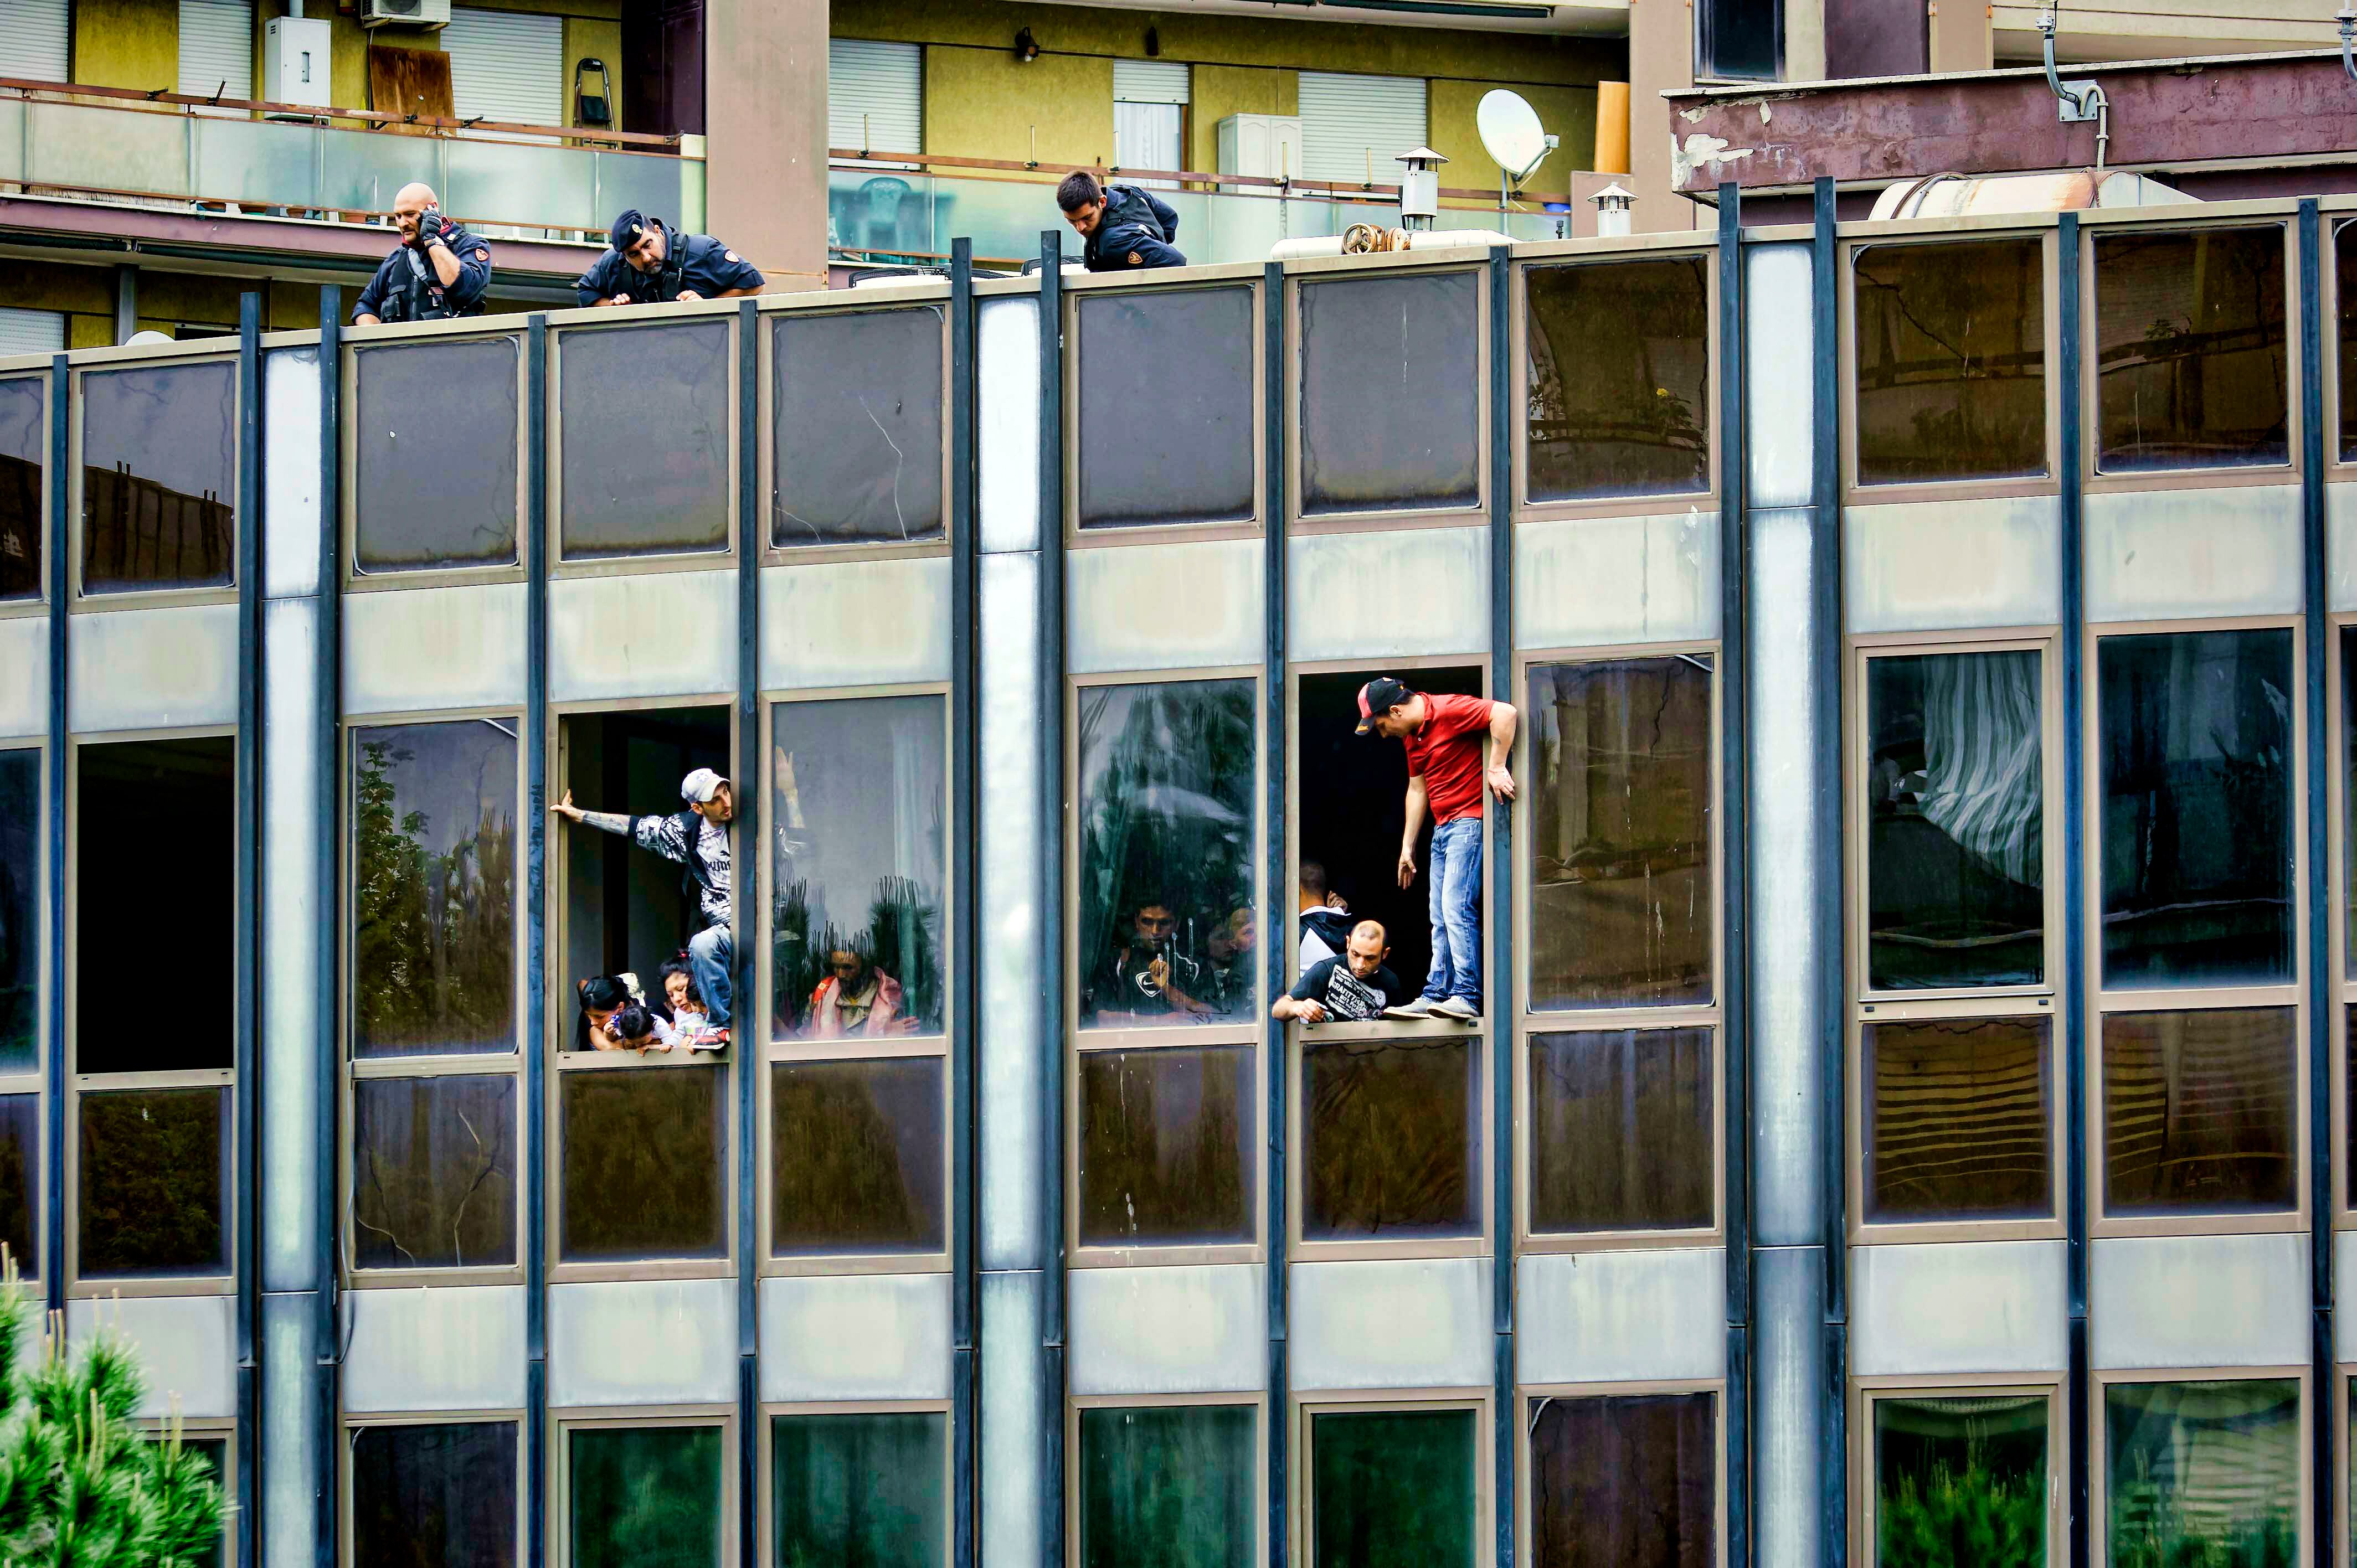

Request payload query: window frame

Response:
[758,680,955,1278]
[1064,1393,1267,1568]
[339,319,531,592]
[1067,665,1266,1269]
[67,341,242,611]
[1510,241,1722,524]
[1286,256,1490,537]
[146,1414,236,1568]
[1512,641,1725,1252]
[1292,1390,1491,1568]
[2335,615,2357,1230]
[1516,1379,1727,1568]
[340,706,528,1290]
[552,1404,738,1568]
[66,723,237,1296]
[2322,205,2357,477]
[754,290,955,568]
[0,366,53,615]
[339,1410,527,1568]
[0,736,46,1282]
[2085,615,2310,1239]
[2090,1365,2310,1568]
[547,301,743,576]
[1846,1374,2063,1568]
[1838,224,2061,507]
[760,1398,955,1568]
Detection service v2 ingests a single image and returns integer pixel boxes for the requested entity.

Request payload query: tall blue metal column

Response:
[524,312,551,1568]
[314,285,345,1568]
[1486,241,1517,1568]
[234,291,263,1568]
[949,238,981,1568]
[1038,230,1071,1568]
[1262,255,1292,1568]
[2057,210,2091,1568]
[735,295,764,1568]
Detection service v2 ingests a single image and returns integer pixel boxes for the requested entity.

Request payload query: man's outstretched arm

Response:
[551,790,691,864]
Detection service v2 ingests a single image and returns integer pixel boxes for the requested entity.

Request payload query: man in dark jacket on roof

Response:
[1057,171,1187,272]
[575,209,766,307]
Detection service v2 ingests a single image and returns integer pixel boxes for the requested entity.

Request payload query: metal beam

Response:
[524,312,550,1568]
[2057,211,2091,1568]
[1486,240,1516,1568]
[2298,197,2334,1568]
[735,295,763,1568]
[313,282,343,1568]
[235,290,263,1568]
[1262,255,1291,1568]
[950,236,980,1568]
[43,349,66,1316]
[1037,229,1070,1568]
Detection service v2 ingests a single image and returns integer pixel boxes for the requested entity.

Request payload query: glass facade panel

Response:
[770,308,945,547]
[1078,1404,1254,1568]
[559,319,732,558]
[567,1424,724,1568]
[2102,1007,2296,1215]
[2099,629,2292,989]
[2094,226,2289,472]
[0,375,40,600]
[352,338,520,572]
[771,695,946,1040]
[1872,1393,2047,1566]
[1299,271,1479,515]
[1301,1035,1478,1240]
[1867,651,2044,991]
[351,1074,517,1271]
[182,1436,229,1568]
[354,720,518,1059]
[1077,1045,1254,1247]
[770,1411,946,1568]
[78,1085,228,1277]
[1075,288,1255,529]
[0,749,34,1074]
[2341,221,2357,461]
[1527,1027,1712,1234]
[351,1421,518,1568]
[80,359,235,594]
[559,1065,728,1260]
[1527,656,1712,1008]
[1865,1017,2051,1223]
[1529,1391,1716,1568]
[1310,1408,1475,1568]
[1854,238,2047,485]
[2105,1380,2297,1566]
[1075,680,1255,1029]
[770,1057,944,1256]
[0,1094,34,1278]
[1525,257,1710,502]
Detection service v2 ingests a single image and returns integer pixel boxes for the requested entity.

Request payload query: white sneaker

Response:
[1433,996,1480,1021]
[1385,996,1439,1019]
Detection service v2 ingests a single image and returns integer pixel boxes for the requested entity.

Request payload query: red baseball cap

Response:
[1355,677,1414,735]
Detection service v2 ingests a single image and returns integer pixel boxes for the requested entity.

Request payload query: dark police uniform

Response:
[1082,183,1186,272]
[352,218,492,323]
[574,219,765,307]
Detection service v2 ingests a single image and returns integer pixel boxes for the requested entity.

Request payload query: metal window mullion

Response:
[734,295,761,1568]
[234,290,262,1568]
[314,284,343,1568]
[948,238,979,1568]
[1485,242,1516,1568]
[1262,256,1291,1568]
[524,312,550,1568]
[2298,197,2335,1568]
[2057,211,2091,1568]
[1037,229,1069,1568]
[43,348,66,1313]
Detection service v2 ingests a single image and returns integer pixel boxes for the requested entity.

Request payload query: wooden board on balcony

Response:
[368,45,455,136]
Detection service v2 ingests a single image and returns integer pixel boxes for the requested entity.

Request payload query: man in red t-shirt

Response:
[1355,676,1518,1019]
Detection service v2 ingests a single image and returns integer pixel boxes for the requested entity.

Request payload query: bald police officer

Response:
[575,210,766,308]
[353,183,492,326]
[1056,171,1186,272]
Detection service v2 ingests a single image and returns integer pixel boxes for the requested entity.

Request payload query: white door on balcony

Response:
[1113,59,1186,190]
[1296,70,1428,188]
[177,0,254,115]
[442,6,564,139]
[0,0,69,82]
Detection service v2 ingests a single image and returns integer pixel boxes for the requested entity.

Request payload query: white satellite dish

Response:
[1477,89,1556,184]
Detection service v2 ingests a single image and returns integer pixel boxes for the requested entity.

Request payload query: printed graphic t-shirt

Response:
[1288,957,1404,1021]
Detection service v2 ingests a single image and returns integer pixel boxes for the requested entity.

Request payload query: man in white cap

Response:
[553,767,734,1046]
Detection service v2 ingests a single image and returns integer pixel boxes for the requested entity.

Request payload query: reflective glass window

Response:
[1854,238,2047,485]
[1077,1046,1254,1247]
[770,1058,944,1257]
[81,359,236,594]
[771,695,945,1039]
[1525,257,1710,502]
[1076,680,1256,1029]
[353,338,520,572]
[770,308,945,547]
[771,1411,946,1568]
[1864,1017,2050,1223]
[0,1095,34,1277]
[1076,288,1255,529]
[1867,651,2044,991]
[351,1074,517,1270]
[351,1421,518,1568]
[1527,1027,1712,1234]
[2340,221,2357,460]
[1528,656,1712,1008]
[2103,1007,2296,1215]
[1872,1394,2047,1566]
[2106,1380,2297,1565]
[1079,1405,1254,1568]
[2095,227,2289,472]
[1299,271,1479,516]
[1529,1392,1715,1568]
[1301,1035,1478,1241]
[567,1424,724,1568]
[559,320,732,558]
[2099,630,2292,988]
[178,1436,229,1568]
[354,721,518,1058]
[1310,1408,1475,1568]
[0,376,40,599]
[79,1085,228,1277]
[559,1066,728,1260]
[2345,627,2357,980]
[0,749,34,1074]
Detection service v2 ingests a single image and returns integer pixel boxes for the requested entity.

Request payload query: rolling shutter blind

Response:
[829,38,922,155]
[178,0,255,101]
[441,6,565,128]
[0,0,71,82]
[1296,70,1427,184]
[0,309,66,358]
[1113,59,1189,105]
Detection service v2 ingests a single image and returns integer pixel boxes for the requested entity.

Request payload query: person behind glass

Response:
[805,947,914,1039]
[1296,860,1355,978]
[353,183,492,326]
[1055,171,1186,272]
[1086,896,1211,1024]
[575,209,766,307]
[1356,676,1518,1021]
[1273,920,1404,1027]
[658,953,709,1034]
[552,767,734,1047]
[1200,906,1257,1018]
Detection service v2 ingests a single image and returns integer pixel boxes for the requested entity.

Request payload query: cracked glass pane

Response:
[351,1073,517,1271]
[770,307,945,547]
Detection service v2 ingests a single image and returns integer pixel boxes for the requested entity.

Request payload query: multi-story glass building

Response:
[2,188,2351,1566]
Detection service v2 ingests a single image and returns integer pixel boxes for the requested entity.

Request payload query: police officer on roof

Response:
[576,209,767,307]
[353,182,492,326]
[1056,170,1186,272]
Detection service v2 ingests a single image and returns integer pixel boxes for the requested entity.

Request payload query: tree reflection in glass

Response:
[1874,1394,2046,1567]
[2106,1380,2297,1568]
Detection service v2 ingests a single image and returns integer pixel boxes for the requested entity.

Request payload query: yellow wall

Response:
[922,45,1111,169]
[73,0,178,91]
[561,17,622,128]
[1428,78,1597,200]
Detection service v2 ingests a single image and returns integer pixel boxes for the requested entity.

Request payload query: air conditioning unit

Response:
[262,17,333,111]
[360,0,450,30]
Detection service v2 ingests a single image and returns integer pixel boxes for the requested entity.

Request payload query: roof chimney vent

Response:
[1397,147,1446,230]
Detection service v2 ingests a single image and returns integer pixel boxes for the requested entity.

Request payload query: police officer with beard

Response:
[353,182,492,325]
[575,209,766,307]
[1055,170,1186,271]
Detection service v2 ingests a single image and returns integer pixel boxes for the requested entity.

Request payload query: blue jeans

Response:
[1420,816,1483,1005]
[689,924,733,1029]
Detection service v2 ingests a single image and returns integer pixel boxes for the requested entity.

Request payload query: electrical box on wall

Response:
[262,17,334,110]
[1217,114,1303,181]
